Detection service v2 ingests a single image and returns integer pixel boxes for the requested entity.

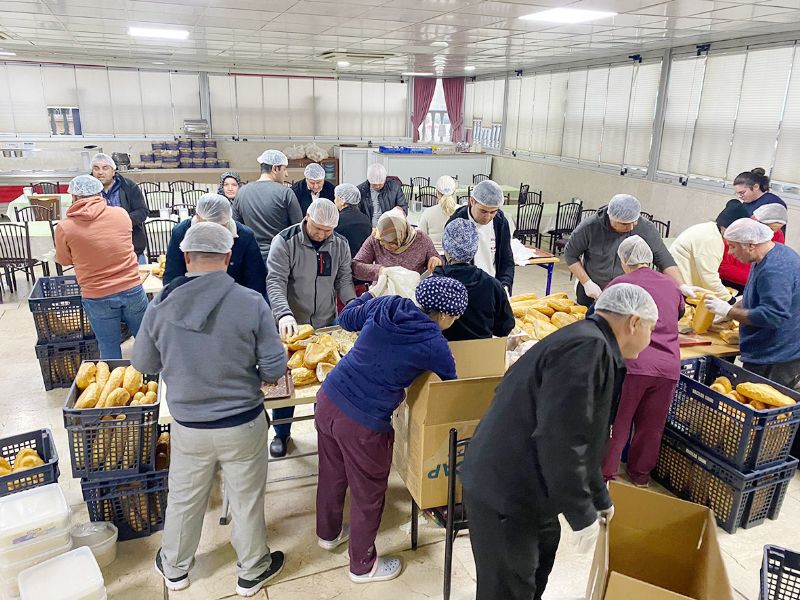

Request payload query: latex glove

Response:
[679,284,707,300]
[598,505,614,524]
[278,315,298,341]
[582,279,602,300]
[569,519,600,554]
[370,270,389,297]
[704,295,732,319]
[427,256,442,272]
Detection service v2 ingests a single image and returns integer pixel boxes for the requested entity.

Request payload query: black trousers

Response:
[743,359,800,458]
[464,491,561,600]
[576,284,595,308]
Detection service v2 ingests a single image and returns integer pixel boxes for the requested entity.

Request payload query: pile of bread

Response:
[284,326,358,387]
[510,292,588,341]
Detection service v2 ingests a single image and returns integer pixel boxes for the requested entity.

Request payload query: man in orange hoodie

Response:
[55,175,149,359]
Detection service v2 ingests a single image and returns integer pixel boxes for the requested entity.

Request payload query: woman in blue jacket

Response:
[315,277,468,584]
[162,193,267,298]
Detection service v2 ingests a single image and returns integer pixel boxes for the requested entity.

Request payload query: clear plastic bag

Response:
[305,143,329,162]
[285,144,306,160]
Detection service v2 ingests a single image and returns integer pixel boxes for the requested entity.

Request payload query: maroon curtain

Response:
[442,77,465,143]
[411,78,437,142]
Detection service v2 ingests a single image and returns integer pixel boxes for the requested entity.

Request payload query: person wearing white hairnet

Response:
[162,193,266,296]
[55,175,149,359]
[753,203,788,244]
[447,179,515,293]
[418,175,459,254]
[291,162,335,216]
[600,236,685,487]
[334,183,372,287]
[705,218,800,454]
[356,163,408,226]
[565,194,698,307]
[90,152,149,263]
[133,222,288,597]
[232,149,304,263]
[266,198,356,457]
[461,282,658,600]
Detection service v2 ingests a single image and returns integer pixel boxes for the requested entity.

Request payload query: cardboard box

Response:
[587,482,733,600]
[392,337,505,510]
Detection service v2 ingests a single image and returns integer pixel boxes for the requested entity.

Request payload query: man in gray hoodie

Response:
[133,222,288,598]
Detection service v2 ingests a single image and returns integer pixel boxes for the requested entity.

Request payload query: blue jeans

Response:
[82,285,148,359]
[272,407,294,439]
[137,254,147,265]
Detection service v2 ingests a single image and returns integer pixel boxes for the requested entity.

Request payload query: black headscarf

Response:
[716,199,750,229]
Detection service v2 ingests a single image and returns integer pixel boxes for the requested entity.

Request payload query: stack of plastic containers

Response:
[18,547,106,600]
[0,484,72,599]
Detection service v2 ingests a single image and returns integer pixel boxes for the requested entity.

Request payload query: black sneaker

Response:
[154,549,190,591]
[236,551,285,597]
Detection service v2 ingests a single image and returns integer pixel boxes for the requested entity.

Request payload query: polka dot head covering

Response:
[443,218,479,263]
[415,276,469,317]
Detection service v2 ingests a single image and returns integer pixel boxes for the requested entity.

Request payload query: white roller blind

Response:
[234,75,264,136]
[773,46,800,183]
[562,70,587,159]
[689,52,746,179]
[624,61,662,168]
[170,73,200,134]
[464,81,474,124]
[361,81,383,138]
[727,46,793,181]
[140,71,173,135]
[314,79,338,137]
[471,80,484,120]
[517,76,535,151]
[580,67,609,162]
[531,73,550,153]
[658,56,706,175]
[505,77,521,150]
[209,74,236,136]
[600,65,633,165]
[384,81,407,137]
[75,67,113,135]
[545,71,568,156]
[289,78,314,136]
[108,70,144,135]
[264,77,290,136]
[42,66,77,106]
[482,80,496,123]
[339,80,362,138]
[6,64,47,133]
[0,65,13,133]
[492,78,506,124]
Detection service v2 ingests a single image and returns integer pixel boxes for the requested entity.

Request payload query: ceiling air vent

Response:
[318,50,396,64]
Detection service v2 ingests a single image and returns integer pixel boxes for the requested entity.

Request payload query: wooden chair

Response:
[137,181,161,195]
[514,202,544,247]
[29,196,61,219]
[410,177,430,188]
[401,184,414,205]
[472,174,490,184]
[143,219,176,263]
[145,191,174,218]
[48,221,72,277]
[0,222,48,292]
[517,183,530,205]
[168,180,194,194]
[30,181,59,194]
[14,205,54,222]
[180,189,205,204]
[651,219,671,238]
[519,191,542,206]
[547,200,583,254]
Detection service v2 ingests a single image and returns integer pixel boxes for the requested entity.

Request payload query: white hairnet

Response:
[257,149,288,166]
[723,218,774,244]
[196,193,237,237]
[607,194,641,223]
[68,175,103,197]
[91,153,116,170]
[436,175,457,196]
[753,203,788,225]
[304,163,326,180]
[180,221,234,254]
[367,163,387,184]
[335,183,361,206]
[617,235,653,266]
[471,180,504,207]
[307,198,339,228]
[595,282,659,323]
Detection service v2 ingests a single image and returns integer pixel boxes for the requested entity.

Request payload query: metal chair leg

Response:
[410,499,419,550]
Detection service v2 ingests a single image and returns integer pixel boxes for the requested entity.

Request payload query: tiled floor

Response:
[0,262,797,599]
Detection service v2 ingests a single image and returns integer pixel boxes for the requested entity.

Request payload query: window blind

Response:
[314,79,338,137]
[599,64,633,165]
[492,78,506,124]
[545,72,568,156]
[208,74,236,136]
[140,71,173,135]
[289,78,314,136]
[657,56,706,175]
[263,77,290,136]
[562,70,587,159]
[6,64,48,133]
[505,77,521,150]
[517,75,536,151]
[361,81,383,138]
[384,81,407,137]
[531,73,551,153]
[772,46,800,183]
[235,75,264,136]
[580,67,609,162]
[42,66,78,107]
[624,61,662,168]
[169,73,200,134]
[75,67,113,135]
[108,70,144,135]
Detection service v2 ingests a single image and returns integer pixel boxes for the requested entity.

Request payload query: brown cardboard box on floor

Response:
[392,337,506,510]
[586,482,733,600]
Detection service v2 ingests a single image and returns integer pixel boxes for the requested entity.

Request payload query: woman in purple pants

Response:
[314,276,468,583]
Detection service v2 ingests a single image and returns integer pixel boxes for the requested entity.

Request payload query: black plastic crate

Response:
[63,359,160,480]
[28,276,93,343]
[0,428,60,497]
[654,428,797,534]
[81,469,168,541]
[35,339,99,390]
[669,357,800,471]
[761,545,800,600]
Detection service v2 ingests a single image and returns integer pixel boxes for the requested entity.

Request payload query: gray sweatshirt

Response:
[267,222,357,328]
[564,207,677,288]
[132,271,287,424]
[232,180,304,263]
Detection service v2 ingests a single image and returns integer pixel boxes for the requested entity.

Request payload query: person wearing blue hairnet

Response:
[291,163,335,216]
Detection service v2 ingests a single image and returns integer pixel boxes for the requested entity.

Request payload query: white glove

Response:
[278,315,298,340]
[679,284,706,300]
[704,295,732,319]
[599,505,614,524]
[582,279,602,300]
[569,519,600,554]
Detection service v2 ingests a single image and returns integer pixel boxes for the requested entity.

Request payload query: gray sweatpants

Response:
[160,413,272,581]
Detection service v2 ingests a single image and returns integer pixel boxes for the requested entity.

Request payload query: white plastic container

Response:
[70,523,117,568]
[0,537,72,599]
[18,547,105,600]
[0,527,71,567]
[0,485,70,548]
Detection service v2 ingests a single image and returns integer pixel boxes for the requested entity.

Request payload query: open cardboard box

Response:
[587,482,733,600]
[392,337,505,510]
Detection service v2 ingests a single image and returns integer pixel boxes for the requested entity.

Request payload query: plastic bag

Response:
[369,266,421,300]
[305,143,329,162]
[285,144,306,160]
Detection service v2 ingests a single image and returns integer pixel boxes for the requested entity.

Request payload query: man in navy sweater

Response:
[291,163,335,216]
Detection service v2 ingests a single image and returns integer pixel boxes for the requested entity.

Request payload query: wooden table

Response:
[524,247,560,295]
[138,263,164,296]
[679,332,739,360]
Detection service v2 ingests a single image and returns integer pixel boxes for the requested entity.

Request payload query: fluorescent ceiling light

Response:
[129,27,189,40]
[431,41,448,47]
[337,60,350,67]
[402,72,433,76]
[464,66,475,71]
[152,61,166,65]
[519,8,616,23]
[0,51,16,56]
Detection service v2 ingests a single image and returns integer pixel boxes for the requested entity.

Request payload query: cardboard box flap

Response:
[448,337,506,378]
[605,573,695,600]
[423,376,503,424]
